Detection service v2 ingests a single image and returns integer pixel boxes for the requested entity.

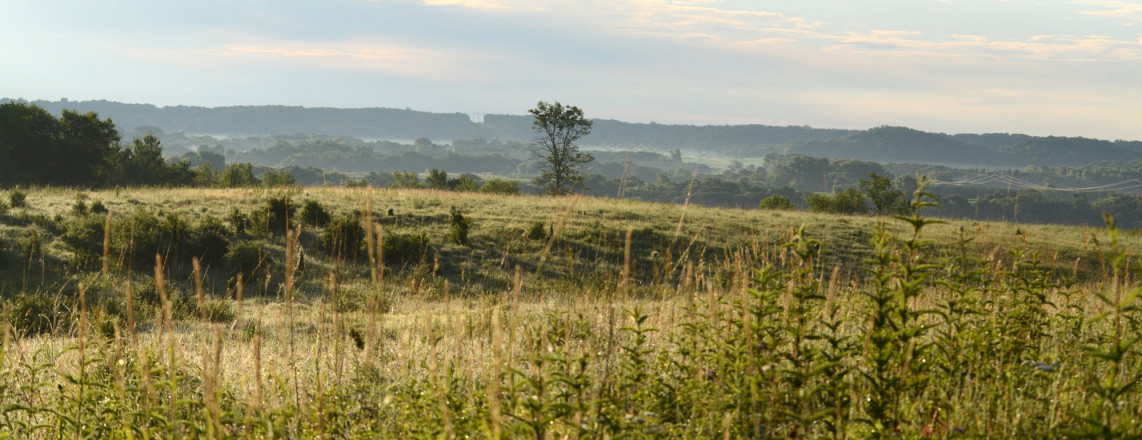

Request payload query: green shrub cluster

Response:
[383,231,429,267]
[321,214,364,259]
[448,206,470,245]
[61,209,233,270]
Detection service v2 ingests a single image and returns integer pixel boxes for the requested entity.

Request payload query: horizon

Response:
[9,97,1141,143]
[2,1,1140,140]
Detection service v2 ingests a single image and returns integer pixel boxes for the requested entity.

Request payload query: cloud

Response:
[420,0,534,11]
[418,0,815,44]
[825,29,1142,62]
[109,37,489,81]
[1076,1,1142,22]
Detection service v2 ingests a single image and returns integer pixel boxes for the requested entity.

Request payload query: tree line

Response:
[0,102,298,188]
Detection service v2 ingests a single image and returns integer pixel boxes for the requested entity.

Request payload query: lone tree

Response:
[529,101,593,195]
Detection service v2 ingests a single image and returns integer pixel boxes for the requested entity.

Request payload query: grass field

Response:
[1,185,1142,438]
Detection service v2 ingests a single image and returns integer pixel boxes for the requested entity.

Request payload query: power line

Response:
[933,174,1142,193]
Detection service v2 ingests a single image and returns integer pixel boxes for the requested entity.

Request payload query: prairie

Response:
[0,185,1140,438]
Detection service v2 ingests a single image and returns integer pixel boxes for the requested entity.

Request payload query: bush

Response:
[261,169,297,187]
[226,241,270,279]
[226,208,250,236]
[4,292,67,336]
[60,213,107,264]
[254,195,296,236]
[344,179,369,188]
[383,231,429,266]
[90,200,108,214]
[321,214,365,259]
[191,215,232,267]
[71,193,89,216]
[452,175,481,192]
[8,188,27,208]
[300,200,331,227]
[481,178,521,195]
[759,194,795,210]
[198,299,236,323]
[449,206,471,245]
[807,189,868,215]
[117,209,164,268]
[526,221,547,240]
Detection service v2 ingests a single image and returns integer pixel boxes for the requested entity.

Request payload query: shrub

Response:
[526,221,547,240]
[71,193,89,216]
[160,212,193,263]
[226,208,250,236]
[4,292,67,336]
[226,241,270,279]
[191,215,231,267]
[117,209,164,268]
[391,171,422,189]
[759,194,794,210]
[261,169,297,187]
[254,195,296,236]
[807,189,868,215]
[452,175,481,192]
[90,200,108,214]
[449,206,471,245]
[426,169,449,190]
[481,178,521,195]
[8,188,27,208]
[60,213,107,264]
[300,200,331,227]
[384,231,429,266]
[198,299,236,323]
[321,214,365,259]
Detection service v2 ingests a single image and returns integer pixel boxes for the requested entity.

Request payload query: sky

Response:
[2,0,1140,140]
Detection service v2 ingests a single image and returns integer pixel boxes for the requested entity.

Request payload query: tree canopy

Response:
[529,101,593,196]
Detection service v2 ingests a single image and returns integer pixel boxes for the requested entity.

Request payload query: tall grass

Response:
[0,186,1141,437]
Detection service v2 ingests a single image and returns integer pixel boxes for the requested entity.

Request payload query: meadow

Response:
[1,183,1141,438]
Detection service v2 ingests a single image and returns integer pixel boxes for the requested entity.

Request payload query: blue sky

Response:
[2,0,1140,139]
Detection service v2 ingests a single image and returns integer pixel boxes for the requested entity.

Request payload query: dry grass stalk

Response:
[194,257,206,321]
[101,210,112,275]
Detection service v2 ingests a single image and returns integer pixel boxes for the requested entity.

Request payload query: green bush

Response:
[4,292,67,336]
[383,231,429,267]
[198,299,235,323]
[60,213,107,264]
[226,207,250,236]
[90,200,108,214]
[449,206,471,245]
[71,193,89,216]
[261,194,296,236]
[322,214,365,259]
[759,194,794,210]
[8,188,27,208]
[526,221,547,240]
[191,215,232,267]
[300,199,331,227]
[226,241,270,279]
[807,188,868,215]
[480,178,521,195]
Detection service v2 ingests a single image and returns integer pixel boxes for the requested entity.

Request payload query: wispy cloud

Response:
[826,30,1142,62]
[420,0,535,11]
[418,0,816,43]
[1076,1,1142,22]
